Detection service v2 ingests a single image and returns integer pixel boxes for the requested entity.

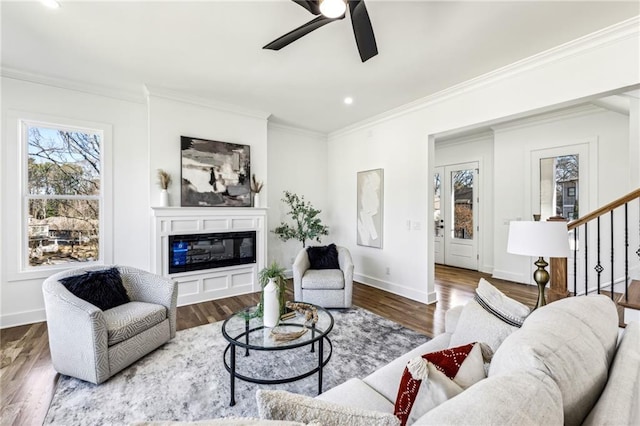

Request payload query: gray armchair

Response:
[42,265,177,384]
[293,246,354,308]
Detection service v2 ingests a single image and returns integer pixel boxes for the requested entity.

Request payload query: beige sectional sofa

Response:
[258,294,640,425]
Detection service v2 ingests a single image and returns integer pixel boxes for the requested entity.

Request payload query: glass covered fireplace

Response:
[168,231,256,274]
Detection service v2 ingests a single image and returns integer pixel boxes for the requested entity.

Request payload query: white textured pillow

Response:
[449,299,518,353]
[475,278,530,326]
[256,389,400,426]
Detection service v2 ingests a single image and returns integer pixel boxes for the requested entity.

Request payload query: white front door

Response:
[439,162,479,270]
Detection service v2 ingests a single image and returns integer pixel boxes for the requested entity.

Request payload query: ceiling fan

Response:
[263,0,378,63]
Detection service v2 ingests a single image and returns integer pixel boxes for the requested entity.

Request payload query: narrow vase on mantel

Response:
[253,193,260,208]
[160,189,170,207]
[262,277,280,328]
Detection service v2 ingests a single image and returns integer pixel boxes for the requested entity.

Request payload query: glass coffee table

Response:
[222,302,334,406]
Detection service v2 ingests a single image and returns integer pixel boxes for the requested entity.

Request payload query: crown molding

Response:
[267,121,327,139]
[143,85,271,121]
[329,15,640,140]
[0,67,146,104]
[490,104,605,133]
[435,130,494,146]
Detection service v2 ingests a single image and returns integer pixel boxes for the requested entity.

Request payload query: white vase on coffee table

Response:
[263,277,280,328]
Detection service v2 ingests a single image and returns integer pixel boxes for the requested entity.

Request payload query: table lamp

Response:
[507,221,570,309]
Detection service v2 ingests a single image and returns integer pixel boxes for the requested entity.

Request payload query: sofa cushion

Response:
[449,299,519,353]
[306,244,340,270]
[475,278,530,326]
[103,301,167,345]
[301,270,344,290]
[363,333,452,402]
[416,369,564,425]
[60,267,130,311]
[583,321,640,426]
[394,343,487,426]
[489,295,618,426]
[256,389,400,426]
[316,378,395,413]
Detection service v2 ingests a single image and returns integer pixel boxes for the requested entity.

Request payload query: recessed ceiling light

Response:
[41,0,60,9]
[344,97,354,105]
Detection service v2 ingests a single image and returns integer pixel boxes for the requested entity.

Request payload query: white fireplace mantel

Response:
[151,207,267,307]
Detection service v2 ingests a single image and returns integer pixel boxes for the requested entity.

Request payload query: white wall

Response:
[435,132,495,274]
[267,123,328,273]
[328,120,430,301]
[1,77,148,327]
[146,89,269,210]
[326,20,639,304]
[0,82,275,328]
[492,107,631,284]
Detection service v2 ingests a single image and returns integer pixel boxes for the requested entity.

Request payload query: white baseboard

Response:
[353,273,429,303]
[1,308,46,329]
[492,269,527,284]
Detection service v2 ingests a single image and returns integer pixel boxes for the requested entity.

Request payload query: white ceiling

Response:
[2,1,638,133]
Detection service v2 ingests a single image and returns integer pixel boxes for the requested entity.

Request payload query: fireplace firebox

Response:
[168,231,256,274]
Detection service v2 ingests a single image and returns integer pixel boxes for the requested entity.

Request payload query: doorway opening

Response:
[434,162,479,270]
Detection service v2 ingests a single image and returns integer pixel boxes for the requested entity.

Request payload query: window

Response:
[540,154,579,220]
[23,121,103,268]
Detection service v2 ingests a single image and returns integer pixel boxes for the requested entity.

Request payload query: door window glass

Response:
[452,169,474,240]
[540,154,579,220]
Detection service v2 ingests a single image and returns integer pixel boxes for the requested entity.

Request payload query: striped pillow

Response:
[475,278,530,327]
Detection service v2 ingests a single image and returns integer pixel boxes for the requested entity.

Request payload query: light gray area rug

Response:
[44,307,429,425]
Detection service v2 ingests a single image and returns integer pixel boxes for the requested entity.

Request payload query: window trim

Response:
[6,111,113,281]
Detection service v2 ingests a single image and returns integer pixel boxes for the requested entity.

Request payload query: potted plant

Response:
[258,261,287,317]
[273,191,329,248]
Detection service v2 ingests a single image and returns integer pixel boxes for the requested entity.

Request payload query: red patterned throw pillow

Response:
[394,342,490,426]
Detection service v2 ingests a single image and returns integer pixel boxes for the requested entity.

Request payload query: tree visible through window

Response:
[25,123,102,267]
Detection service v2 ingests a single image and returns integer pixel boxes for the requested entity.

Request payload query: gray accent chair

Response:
[293,246,354,308]
[42,265,178,384]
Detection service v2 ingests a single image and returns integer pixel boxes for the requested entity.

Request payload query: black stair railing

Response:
[561,188,640,303]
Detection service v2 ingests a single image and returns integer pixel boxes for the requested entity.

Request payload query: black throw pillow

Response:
[60,267,130,311]
[307,244,340,270]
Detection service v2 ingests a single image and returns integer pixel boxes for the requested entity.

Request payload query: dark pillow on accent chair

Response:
[307,244,340,270]
[60,267,130,311]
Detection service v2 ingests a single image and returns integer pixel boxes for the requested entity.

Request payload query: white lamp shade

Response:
[507,221,570,258]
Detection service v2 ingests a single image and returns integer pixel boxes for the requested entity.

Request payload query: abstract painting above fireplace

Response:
[180,136,251,207]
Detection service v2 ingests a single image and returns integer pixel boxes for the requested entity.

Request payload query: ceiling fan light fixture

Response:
[319,0,346,18]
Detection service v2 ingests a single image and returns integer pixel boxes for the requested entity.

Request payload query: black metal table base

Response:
[223,332,333,407]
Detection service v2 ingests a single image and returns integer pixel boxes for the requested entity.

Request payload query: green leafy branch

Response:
[272,191,329,248]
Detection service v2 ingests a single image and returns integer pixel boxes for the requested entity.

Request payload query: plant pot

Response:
[262,277,280,328]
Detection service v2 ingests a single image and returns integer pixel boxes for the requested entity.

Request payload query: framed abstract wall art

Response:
[357,168,383,248]
[180,136,251,207]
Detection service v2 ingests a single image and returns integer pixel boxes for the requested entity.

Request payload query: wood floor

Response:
[0,265,537,426]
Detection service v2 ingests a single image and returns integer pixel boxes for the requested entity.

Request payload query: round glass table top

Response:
[221,302,334,350]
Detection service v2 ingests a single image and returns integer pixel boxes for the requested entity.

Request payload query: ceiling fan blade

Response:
[292,0,321,15]
[263,15,340,51]
[348,0,378,62]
